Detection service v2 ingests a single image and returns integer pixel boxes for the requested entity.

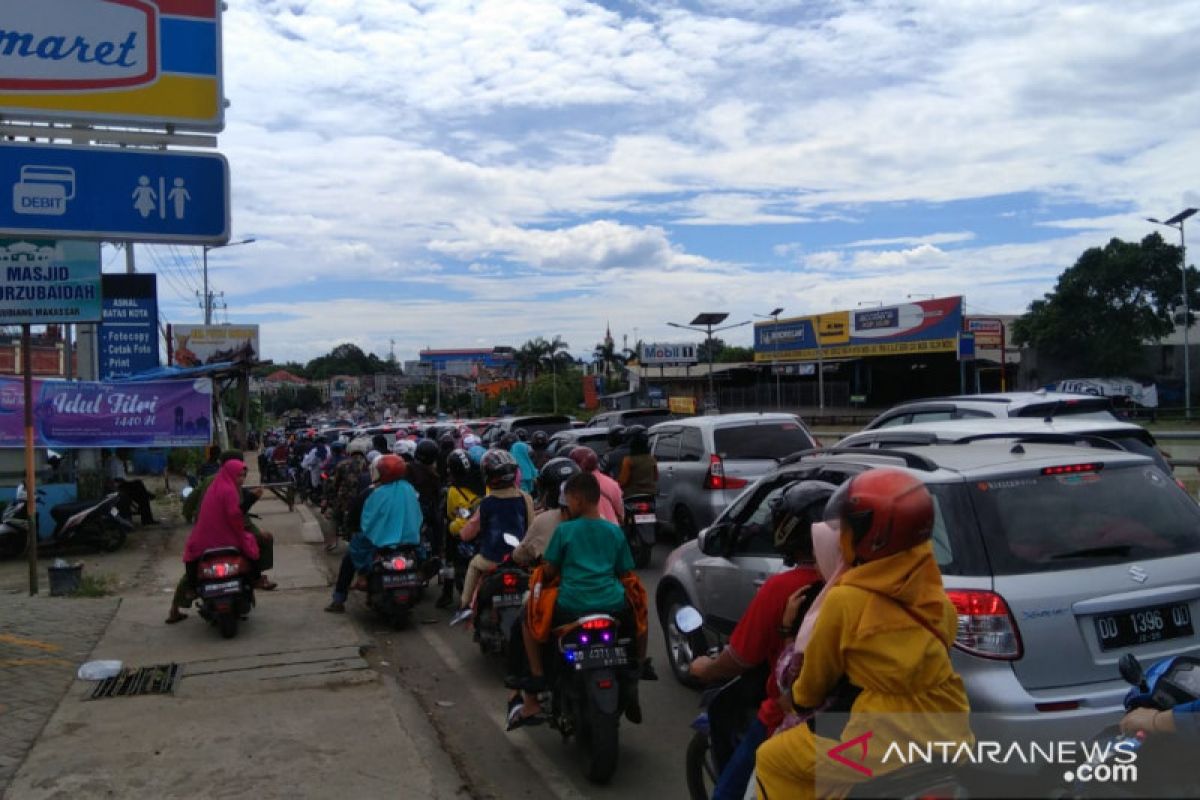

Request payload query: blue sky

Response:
[130,0,1200,365]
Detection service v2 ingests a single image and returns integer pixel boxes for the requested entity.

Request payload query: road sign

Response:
[966,317,1004,348]
[0,0,225,131]
[0,142,229,244]
[0,238,100,324]
[99,273,159,379]
[957,331,976,361]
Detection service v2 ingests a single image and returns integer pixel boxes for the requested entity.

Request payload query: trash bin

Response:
[48,562,83,596]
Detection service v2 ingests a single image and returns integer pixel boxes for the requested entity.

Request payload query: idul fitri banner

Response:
[0,377,212,448]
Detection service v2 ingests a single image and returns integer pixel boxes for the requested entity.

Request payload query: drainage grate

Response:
[89,663,182,700]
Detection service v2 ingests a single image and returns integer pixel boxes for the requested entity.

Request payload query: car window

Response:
[714,422,815,461]
[874,414,910,429]
[679,428,705,462]
[968,465,1200,575]
[956,408,993,420]
[909,410,955,424]
[652,429,681,462]
[1103,432,1172,474]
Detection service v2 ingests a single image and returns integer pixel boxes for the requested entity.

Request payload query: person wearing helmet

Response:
[512,457,579,567]
[437,432,457,481]
[529,430,552,471]
[498,432,518,452]
[687,480,833,800]
[616,425,657,497]
[754,469,972,800]
[392,437,417,463]
[567,446,623,525]
[325,455,423,614]
[439,449,483,608]
[599,425,629,478]
[329,449,369,550]
[514,427,529,443]
[410,439,446,572]
[450,449,535,626]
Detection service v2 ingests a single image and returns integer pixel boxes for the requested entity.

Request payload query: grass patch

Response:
[72,573,116,598]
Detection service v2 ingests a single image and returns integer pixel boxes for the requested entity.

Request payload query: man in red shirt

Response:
[688,481,836,800]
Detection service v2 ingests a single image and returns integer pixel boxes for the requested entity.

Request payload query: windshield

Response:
[714,422,815,461]
[969,465,1200,574]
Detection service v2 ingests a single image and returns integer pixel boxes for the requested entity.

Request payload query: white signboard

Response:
[640,342,698,365]
[1052,378,1158,409]
[172,324,258,367]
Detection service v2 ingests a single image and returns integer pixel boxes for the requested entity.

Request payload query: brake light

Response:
[1035,701,1080,712]
[596,679,614,689]
[945,589,1023,660]
[389,557,409,571]
[200,560,241,579]
[1041,463,1102,475]
[633,502,652,513]
[705,454,747,491]
[502,572,520,589]
[581,618,612,631]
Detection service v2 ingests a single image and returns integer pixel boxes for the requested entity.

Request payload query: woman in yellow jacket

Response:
[755,468,972,799]
[438,449,482,608]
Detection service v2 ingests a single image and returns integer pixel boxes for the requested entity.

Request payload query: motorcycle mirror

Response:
[1119,653,1148,691]
[675,605,704,634]
[502,533,521,549]
[180,487,194,500]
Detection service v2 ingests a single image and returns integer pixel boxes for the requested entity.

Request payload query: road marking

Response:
[414,623,589,800]
[0,657,73,668]
[0,634,62,653]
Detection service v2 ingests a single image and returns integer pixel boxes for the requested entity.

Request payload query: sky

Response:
[135,0,1200,366]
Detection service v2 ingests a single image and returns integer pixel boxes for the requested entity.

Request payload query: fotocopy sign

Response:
[0,0,225,131]
[0,238,100,324]
[640,342,698,365]
[99,273,159,379]
[171,323,258,367]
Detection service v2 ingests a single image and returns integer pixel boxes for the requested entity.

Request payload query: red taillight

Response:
[705,454,747,491]
[596,679,614,689]
[581,618,612,631]
[1035,701,1080,712]
[502,572,519,589]
[633,502,652,513]
[946,589,1023,660]
[389,557,408,571]
[200,560,241,580]
[1041,463,1102,475]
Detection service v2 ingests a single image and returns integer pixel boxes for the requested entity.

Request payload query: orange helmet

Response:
[826,469,934,563]
[375,454,407,484]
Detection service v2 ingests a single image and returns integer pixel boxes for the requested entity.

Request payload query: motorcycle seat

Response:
[50,500,98,522]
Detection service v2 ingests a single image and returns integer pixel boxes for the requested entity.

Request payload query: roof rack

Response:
[778,447,939,472]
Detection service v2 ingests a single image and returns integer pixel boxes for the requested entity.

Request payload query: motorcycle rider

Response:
[754,469,972,800]
[514,457,580,567]
[688,481,833,800]
[331,449,369,543]
[439,449,482,609]
[325,455,422,614]
[599,425,629,478]
[392,437,417,463]
[511,440,538,495]
[616,425,657,497]
[450,449,535,626]
[566,446,622,525]
[529,431,553,471]
[301,436,328,500]
[437,433,457,482]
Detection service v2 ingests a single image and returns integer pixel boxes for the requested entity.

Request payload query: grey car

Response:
[656,441,1200,744]
[648,413,818,541]
[546,428,613,459]
[864,390,1119,430]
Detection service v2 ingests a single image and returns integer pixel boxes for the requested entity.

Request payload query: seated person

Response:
[324,455,422,613]
[166,460,261,624]
[510,471,649,729]
[106,448,159,525]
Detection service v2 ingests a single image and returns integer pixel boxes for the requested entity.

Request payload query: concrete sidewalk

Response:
[5,479,466,799]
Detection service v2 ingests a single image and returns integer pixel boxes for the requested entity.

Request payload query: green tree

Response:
[305,343,394,379]
[1011,233,1197,374]
[697,337,726,363]
[525,368,584,413]
[717,345,755,363]
[592,339,626,382]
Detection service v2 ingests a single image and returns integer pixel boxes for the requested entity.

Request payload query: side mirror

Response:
[674,605,704,634]
[1119,653,1148,692]
[697,526,717,555]
[180,487,194,500]
[502,533,521,549]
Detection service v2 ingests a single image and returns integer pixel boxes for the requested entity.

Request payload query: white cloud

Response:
[843,232,976,248]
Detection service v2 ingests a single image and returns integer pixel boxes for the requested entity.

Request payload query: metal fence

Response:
[718,381,850,412]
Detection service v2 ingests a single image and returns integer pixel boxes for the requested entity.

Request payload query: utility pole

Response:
[1148,209,1197,419]
[125,241,135,274]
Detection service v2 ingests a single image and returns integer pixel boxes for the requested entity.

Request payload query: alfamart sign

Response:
[0,0,224,130]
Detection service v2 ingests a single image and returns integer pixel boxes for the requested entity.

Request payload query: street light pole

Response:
[202,237,256,324]
[1149,208,1197,419]
[668,314,751,413]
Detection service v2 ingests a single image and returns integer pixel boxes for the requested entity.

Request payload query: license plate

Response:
[634,514,656,525]
[572,646,629,669]
[493,593,523,608]
[200,579,241,597]
[1094,602,1194,651]
[381,573,419,588]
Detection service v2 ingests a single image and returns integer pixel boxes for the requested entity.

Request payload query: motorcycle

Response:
[472,553,530,657]
[363,544,429,628]
[195,546,256,639]
[1064,653,1200,798]
[674,606,966,800]
[623,494,657,569]
[0,484,130,557]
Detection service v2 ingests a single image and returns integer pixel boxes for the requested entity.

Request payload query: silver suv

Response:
[864,390,1118,430]
[656,441,1200,743]
[648,413,817,541]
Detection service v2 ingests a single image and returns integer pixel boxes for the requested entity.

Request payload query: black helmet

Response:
[770,480,837,565]
[447,448,471,481]
[438,432,456,452]
[499,432,518,451]
[331,440,347,452]
[415,439,439,465]
[481,448,518,489]
[626,424,649,450]
[514,427,529,442]
[537,457,580,509]
[607,425,628,447]
[531,430,549,449]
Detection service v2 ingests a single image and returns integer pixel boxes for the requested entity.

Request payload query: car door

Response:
[650,427,681,526]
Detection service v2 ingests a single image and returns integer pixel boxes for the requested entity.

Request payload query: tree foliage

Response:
[1011,233,1197,374]
[304,342,397,379]
[265,384,323,415]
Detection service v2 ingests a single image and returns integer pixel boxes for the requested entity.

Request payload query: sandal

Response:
[165,612,188,625]
[506,706,546,731]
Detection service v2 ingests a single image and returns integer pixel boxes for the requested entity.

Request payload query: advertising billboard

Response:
[0,376,212,447]
[0,0,225,131]
[754,297,963,362]
[966,317,1005,348]
[99,273,159,379]
[640,342,698,365]
[0,238,101,324]
[171,323,258,367]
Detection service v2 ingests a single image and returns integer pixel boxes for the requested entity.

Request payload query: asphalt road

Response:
[360,542,701,800]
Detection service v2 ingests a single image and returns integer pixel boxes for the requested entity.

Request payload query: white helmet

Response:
[392,438,417,458]
[463,434,481,449]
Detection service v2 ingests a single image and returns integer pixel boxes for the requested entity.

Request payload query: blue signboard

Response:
[99,274,160,380]
[0,142,229,244]
[957,332,976,361]
[0,238,101,323]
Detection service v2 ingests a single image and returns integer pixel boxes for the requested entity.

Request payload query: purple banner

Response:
[0,377,213,448]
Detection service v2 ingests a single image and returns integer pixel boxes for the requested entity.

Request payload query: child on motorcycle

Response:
[755,469,973,800]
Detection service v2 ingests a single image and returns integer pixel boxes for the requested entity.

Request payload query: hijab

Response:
[185,459,257,562]
[793,520,848,654]
[511,441,538,493]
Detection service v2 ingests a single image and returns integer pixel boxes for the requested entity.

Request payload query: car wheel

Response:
[659,587,703,689]
[673,507,697,543]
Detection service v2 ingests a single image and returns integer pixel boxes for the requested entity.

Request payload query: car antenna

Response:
[1010,443,1026,454]
[1043,400,1064,424]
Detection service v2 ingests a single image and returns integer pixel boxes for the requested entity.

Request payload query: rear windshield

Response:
[968,465,1200,574]
[517,418,574,436]
[713,422,815,461]
[1014,400,1116,421]
[623,410,676,427]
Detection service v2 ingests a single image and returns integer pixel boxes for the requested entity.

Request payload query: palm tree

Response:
[622,338,645,365]
[592,339,627,383]
[542,335,571,373]
[514,341,541,386]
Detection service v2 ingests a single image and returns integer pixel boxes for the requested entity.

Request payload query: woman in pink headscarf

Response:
[166,459,260,623]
